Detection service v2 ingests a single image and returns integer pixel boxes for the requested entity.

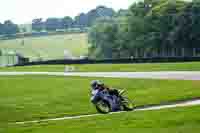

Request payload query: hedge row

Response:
[15,57,200,66]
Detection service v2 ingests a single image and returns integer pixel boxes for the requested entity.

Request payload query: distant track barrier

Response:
[13,57,200,66]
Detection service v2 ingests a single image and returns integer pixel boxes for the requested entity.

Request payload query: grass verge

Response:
[3,106,200,133]
[1,62,200,72]
[0,75,200,124]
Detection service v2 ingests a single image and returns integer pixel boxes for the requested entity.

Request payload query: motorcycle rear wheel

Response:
[121,97,134,111]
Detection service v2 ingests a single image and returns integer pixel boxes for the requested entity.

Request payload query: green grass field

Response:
[1,62,200,72]
[70,62,200,72]
[1,75,200,125]
[0,33,88,61]
[3,106,200,133]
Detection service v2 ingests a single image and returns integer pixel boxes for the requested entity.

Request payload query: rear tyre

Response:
[95,100,111,114]
[121,97,134,111]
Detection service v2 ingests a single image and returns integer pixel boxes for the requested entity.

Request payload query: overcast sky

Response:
[0,0,137,24]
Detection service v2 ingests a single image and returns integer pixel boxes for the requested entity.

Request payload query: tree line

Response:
[0,6,127,35]
[32,6,124,32]
[88,0,200,59]
[0,20,19,35]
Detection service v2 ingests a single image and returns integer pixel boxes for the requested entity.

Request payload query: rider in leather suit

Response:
[90,80,119,96]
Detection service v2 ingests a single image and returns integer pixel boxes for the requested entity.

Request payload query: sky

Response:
[0,0,137,24]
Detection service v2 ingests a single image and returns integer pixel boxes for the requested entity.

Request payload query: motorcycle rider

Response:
[90,80,133,113]
[90,80,119,97]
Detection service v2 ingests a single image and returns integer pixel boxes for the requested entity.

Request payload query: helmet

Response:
[90,80,103,89]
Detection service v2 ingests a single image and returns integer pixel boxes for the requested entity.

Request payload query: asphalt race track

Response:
[1,71,200,80]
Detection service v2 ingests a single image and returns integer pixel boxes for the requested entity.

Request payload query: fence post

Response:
[182,48,185,57]
[193,48,196,57]
[172,48,175,57]
[16,55,19,65]
[143,49,147,58]
[13,55,15,65]
[135,48,138,58]
[162,47,165,57]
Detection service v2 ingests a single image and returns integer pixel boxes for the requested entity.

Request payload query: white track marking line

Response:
[14,99,200,125]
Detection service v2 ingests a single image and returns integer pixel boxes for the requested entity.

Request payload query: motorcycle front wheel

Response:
[95,100,111,114]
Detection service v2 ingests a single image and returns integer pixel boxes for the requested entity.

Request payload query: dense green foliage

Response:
[0,20,19,35]
[0,6,118,35]
[32,6,116,32]
[89,0,200,59]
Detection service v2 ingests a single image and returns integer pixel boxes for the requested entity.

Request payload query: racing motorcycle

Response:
[90,89,134,113]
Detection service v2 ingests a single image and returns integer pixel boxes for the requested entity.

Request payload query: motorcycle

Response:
[90,89,134,113]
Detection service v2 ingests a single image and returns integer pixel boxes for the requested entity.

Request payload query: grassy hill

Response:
[0,33,88,61]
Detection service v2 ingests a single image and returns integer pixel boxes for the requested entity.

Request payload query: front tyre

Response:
[95,100,111,114]
[121,97,134,111]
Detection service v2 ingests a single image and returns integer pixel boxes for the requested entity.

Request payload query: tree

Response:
[73,5,115,28]
[116,9,130,17]
[166,0,200,55]
[88,0,200,59]
[3,20,19,35]
[147,0,189,56]
[0,23,4,35]
[45,18,64,31]
[0,49,2,56]
[87,6,115,26]
[73,13,88,28]
[63,16,73,29]
[32,18,44,32]
[126,0,188,57]
[89,18,121,58]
